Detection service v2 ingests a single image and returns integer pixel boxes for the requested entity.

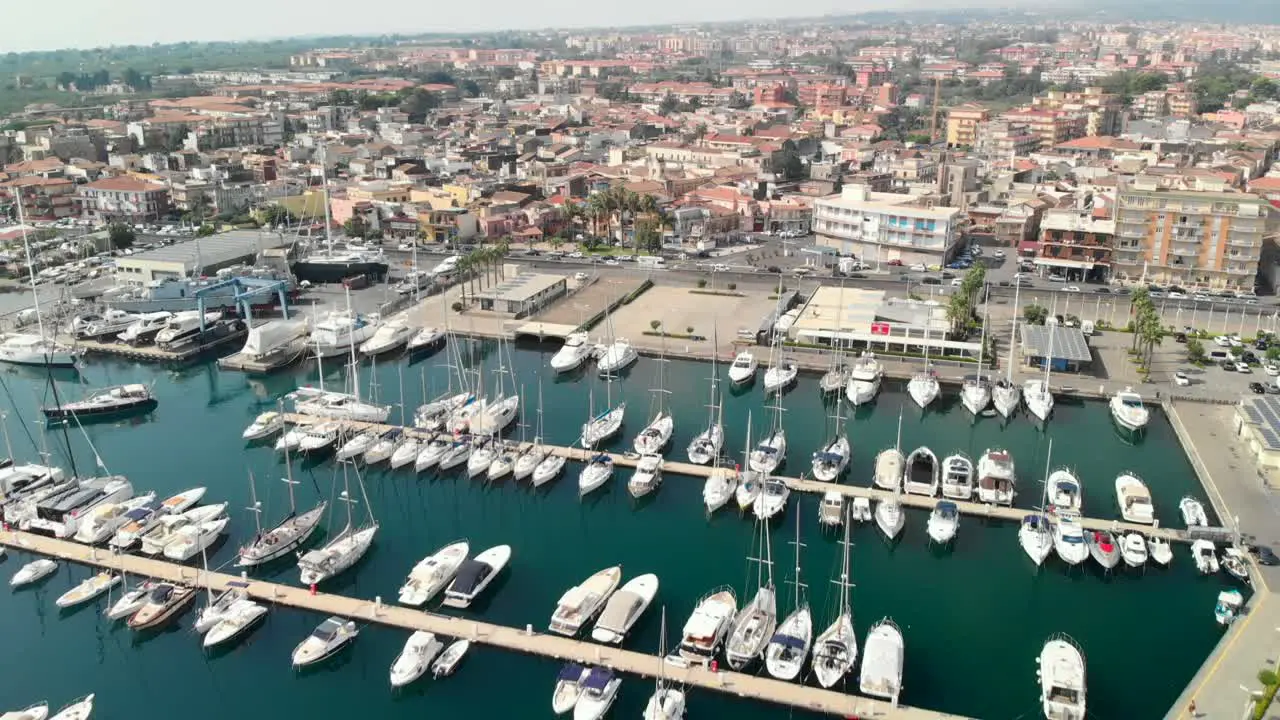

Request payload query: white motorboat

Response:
[961,376,992,416]
[291,387,391,423]
[1047,469,1082,513]
[55,571,121,609]
[105,580,155,620]
[992,379,1021,419]
[874,448,904,491]
[553,664,590,715]
[1024,378,1054,422]
[1,702,48,720]
[532,453,567,487]
[581,404,625,448]
[753,478,790,520]
[163,516,229,562]
[763,362,798,394]
[749,431,786,474]
[811,436,850,482]
[359,319,413,356]
[550,566,623,637]
[334,429,377,462]
[1193,539,1219,574]
[1110,387,1150,432]
[10,559,57,587]
[819,491,844,528]
[74,493,155,545]
[735,471,763,512]
[77,308,139,339]
[1115,473,1155,524]
[202,599,268,648]
[443,545,511,608]
[28,476,134,539]
[298,523,377,585]
[849,497,873,523]
[387,437,419,469]
[466,438,498,478]
[1121,533,1148,567]
[1052,514,1090,566]
[573,668,621,720]
[907,370,940,409]
[310,311,379,359]
[551,332,594,373]
[940,453,974,500]
[642,685,685,720]
[875,496,904,540]
[687,424,724,466]
[242,412,284,441]
[590,573,659,645]
[673,587,737,666]
[47,696,93,720]
[406,327,446,354]
[193,587,247,634]
[633,413,674,455]
[154,310,222,349]
[431,639,470,677]
[399,540,470,606]
[578,455,615,497]
[1216,589,1245,626]
[628,454,664,498]
[702,466,737,514]
[1148,536,1174,566]
[487,444,518,482]
[1038,635,1087,720]
[845,352,883,406]
[597,339,638,375]
[0,333,78,368]
[927,501,959,544]
[859,618,905,702]
[903,446,939,496]
[1179,496,1209,527]
[297,421,342,454]
[1224,546,1251,584]
[976,448,1016,505]
[1019,514,1054,566]
[728,350,757,386]
[127,582,197,630]
[1087,530,1121,571]
[118,311,173,345]
[390,631,445,688]
[813,518,856,688]
[292,616,358,666]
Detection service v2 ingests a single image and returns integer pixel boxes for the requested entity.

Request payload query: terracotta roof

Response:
[83,177,168,193]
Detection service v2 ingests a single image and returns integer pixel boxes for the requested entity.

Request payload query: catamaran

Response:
[765,517,811,681]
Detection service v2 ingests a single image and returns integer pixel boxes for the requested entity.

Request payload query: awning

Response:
[1033,258,1097,270]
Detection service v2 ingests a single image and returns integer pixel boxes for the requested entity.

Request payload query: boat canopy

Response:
[770,633,807,649]
[123,506,155,520]
[450,559,491,592]
[936,501,959,516]
[582,668,615,690]
[558,663,587,681]
[590,454,611,463]
[814,452,844,464]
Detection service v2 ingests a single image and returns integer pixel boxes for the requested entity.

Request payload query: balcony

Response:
[1167,247,1198,258]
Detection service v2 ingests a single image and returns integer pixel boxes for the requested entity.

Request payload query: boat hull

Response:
[291,260,389,284]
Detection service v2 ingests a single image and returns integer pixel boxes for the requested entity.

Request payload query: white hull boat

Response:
[578,456,615,497]
[1121,533,1148,567]
[551,332,594,373]
[673,587,737,666]
[845,354,883,406]
[749,431,786,474]
[812,613,855,688]
[388,438,420,469]
[243,412,285,440]
[873,448,904,491]
[961,377,991,416]
[875,498,904,540]
[574,668,621,720]
[1038,635,1087,720]
[1048,469,1082,513]
[628,454,663,498]
[811,436,850,482]
[590,573,659,644]
[903,446,939,496]
[725,585,778,669]
[753,478,790,520]
[702,467,737,514]
[292,616,358,666]
[907,372,939,409]
[1110,387,1150,432]
[976,449,1016,505]
[1024,379,1054,422]
[597,341,638,375]
[532,454,567,487]
[514,445,549,481]
[1180,496,1208,527]
[992,380,1020,419]
[1053,515,1090,566]
[735,471,762,512]
[359,321,413,356]
[1115,474,1155,524]
[553,664,590,715]
[55,571,121,608]
[633,413,674,455]
[390,630,444,688]
[1149,537,1174,566]
[298,524,377,585]
[11,559,57,587]
[549,566,623,637]
[763,364,798,394]
[686,424,724,465]
[203,599,268,648]
[443,544,511,608]
[1019,514,1054,566]
[941,453,974,501]
[162,517,229,562]
[927,501,959,544]
[431,639,470,677]
[581,405,625,448]
[1193,540,1219,574]
[765,604,812,681]
[728,350,757,386]
[399,540,470,606]
[859,619,904,702]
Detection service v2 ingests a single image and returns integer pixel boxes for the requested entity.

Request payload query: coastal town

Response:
[2,12,1280,720]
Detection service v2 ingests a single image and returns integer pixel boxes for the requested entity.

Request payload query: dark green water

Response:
[0,344,1230,719]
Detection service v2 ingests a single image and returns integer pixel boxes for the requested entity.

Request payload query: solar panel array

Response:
[1018,325,1093,362]
[1242,395,1280,451]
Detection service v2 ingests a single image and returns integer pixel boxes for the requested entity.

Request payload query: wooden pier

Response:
[73,327,247,365]
[0,529,969,720]
[282,413,1202,543]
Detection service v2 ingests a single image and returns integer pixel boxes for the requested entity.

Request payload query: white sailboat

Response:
[907,324,940,409]
[1024,320,1055,423]
[811,398,850,482]
[724,521,777,669]
[993,280,1023,419]
[812,513,856,688]
[762,331,798,395]
[297,462,377,585]
[961,304,992,417]
[634,339,673,455]
[765,518,812,681]
[237,447,326,567]
[515,381,552,482]
[578,454,615,497]
[1019,440,1056,567]
[702,461,737,515]
[749,399,787,474]
[4,202,78,369]
[642,608,686,720]
[688,339,724,465]
[580,380,624,449]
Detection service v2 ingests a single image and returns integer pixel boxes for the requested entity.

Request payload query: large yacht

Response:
[858,619,905,702]
[845,352,883,406]
[672,587,737,666]
[1109,387,1150,433]
[976,448,1016,505]
[1038,635,1087,720]
[398,540,470,606]
[0,333,78,368]
[549,566,623,637]
[309,311,380,359]
[551,332,594,373]
[290,387,390,423]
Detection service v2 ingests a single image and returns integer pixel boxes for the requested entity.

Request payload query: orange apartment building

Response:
[998,109,1086,150]
[945,104,990,147]
[0,176,77,221]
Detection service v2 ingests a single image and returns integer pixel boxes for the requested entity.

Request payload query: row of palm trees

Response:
[453,240,510,307]
[562,186,664,248]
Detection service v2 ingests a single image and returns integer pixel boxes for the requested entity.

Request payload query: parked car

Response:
[1242,351,1259,364]
[1250,381,1267,394]
[1237,362,1252,373]
[1265,364,1280,377]
[909,263,928,272]
[1174,332,1187,343]
[1094,287,1111,294]
[1214,336,1232,347]
[887,259,904,267]
[1174,371,1191,387]
[1248,545,1280,566]
[993,249,1006,258]
[921,277,941,285]
[950,278,964,287]
[1064,285,1081,292]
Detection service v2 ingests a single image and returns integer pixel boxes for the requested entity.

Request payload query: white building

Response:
[812,185,963,266]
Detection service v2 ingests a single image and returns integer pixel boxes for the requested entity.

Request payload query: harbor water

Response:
[0,342,1231,719]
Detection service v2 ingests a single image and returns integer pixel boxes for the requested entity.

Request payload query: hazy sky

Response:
[13,0,1004,53]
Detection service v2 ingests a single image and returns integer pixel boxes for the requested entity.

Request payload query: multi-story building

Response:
[1036,207,1116,283]
[1114,177,1271,291]
[998,109,1086,150]
[813,185,964,266]
[974,120,1041,159]
[945,105,990,147]
[1132,86,1198,120]
[0,176,77,221]
[75,176,171,223]
[1030,87,1124,136]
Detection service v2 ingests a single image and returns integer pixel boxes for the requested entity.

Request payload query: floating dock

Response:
[0,529,969,720]
[281,413,1207,543]
[73,328,247,365]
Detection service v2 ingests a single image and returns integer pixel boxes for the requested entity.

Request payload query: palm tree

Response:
[456,255,471,306]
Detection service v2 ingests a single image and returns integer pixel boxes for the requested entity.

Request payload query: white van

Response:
[636,256,666,268]
[1081,320,1095,335]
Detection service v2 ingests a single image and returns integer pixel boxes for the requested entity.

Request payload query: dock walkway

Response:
[283,413,1198,543]
[0,529,968,720]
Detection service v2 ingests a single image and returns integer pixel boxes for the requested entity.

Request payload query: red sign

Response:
[870,322,891,336]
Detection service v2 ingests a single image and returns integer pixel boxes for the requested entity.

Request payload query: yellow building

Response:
[945,104,989,147]
[273,191,327,220]
[409,187,461,210]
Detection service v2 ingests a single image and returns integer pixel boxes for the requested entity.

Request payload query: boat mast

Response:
[320,154,334,257]
[837,508,852,617]
[536,377,545,446]
[742,410,753,474]
[246,470,263,538]
[790,510,806,611]
[344,286,360,400]
[1040,438,1054,514]
[977,301,989,382]
[706,325,720,432]
[1006,280,1021,385]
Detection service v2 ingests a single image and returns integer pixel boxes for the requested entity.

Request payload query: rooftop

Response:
[1019,325,1092,363]
[1239,395,1280,451]
[115,230,290,271]
[474,272,565,303]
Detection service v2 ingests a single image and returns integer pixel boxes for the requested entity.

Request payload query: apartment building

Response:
[75,176,171,223]
[813,185,963,266]
[1132,87,1198,120]
[975,120,1040,159]
[0,176,77,221]
[1030,87,1124,136]
[1114,177,1271,291]
[998,109,1086,150]
[945,104,990,148]
[1036,208,1116,282]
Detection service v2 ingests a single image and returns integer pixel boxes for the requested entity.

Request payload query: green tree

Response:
[634,216,661,255]
[107,222,135,250]
[1186,337,1206,364]
[658,95,679,115]
[196,224,216,237]
[1023,303,1049,325]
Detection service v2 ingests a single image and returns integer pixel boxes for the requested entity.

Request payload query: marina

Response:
[0,344,1245,720]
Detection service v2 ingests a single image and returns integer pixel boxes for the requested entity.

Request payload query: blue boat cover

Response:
[582,668,615,690]
[936,501,959,516]
[591,454,611,463]
[558,663,586,681]
[124,506,154,520]
[771,633,807,649]
[813,452,843,464]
